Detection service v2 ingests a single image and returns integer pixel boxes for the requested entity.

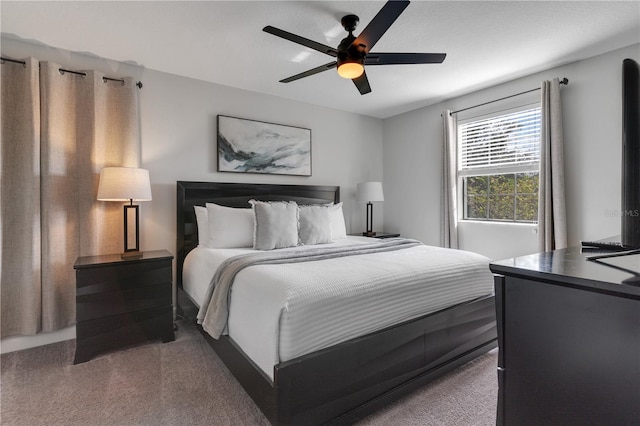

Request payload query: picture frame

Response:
[217,115,311,176]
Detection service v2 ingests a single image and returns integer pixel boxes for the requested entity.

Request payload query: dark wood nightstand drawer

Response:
[76,260,171,294]
[75,306,174,364]
[77,283,171,321]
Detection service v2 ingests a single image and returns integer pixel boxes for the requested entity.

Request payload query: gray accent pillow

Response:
[250,200,299,250]
[299,205,332,245]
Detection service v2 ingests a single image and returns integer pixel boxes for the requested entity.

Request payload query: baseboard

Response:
[0,325,76,354]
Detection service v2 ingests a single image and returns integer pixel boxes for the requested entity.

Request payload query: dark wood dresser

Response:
[490,247,640,425]
[73,250,175,364]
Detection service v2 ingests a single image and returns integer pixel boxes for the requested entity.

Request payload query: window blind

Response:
[459,107,541,171]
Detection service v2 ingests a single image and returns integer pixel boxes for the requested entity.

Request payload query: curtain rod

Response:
[58,68,143,89]
[450,77,568,115]
[0,56,26,66]
[1,56,143,89]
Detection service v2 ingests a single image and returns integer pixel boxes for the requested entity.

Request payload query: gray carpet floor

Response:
[1,319,497,425]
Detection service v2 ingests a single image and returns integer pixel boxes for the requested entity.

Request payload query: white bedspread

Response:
[183,237,494,381]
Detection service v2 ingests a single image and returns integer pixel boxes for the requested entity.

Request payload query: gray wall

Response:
[383,43,640,261]
[137,67,384,257]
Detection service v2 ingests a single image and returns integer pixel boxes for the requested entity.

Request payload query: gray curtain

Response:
[538,78,567,251]
[441,110,458,249]
[1,59,140,336]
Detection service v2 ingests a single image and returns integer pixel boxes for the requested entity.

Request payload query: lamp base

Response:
[124,204,140,253]
[362,231,377,237]
[121,250,143,260]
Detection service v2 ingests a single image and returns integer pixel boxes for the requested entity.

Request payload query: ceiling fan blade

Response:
[279,61,337,83]
[353,0,410,53]
[352,71,372,95]
[365,52,447,65]
[263,26,338,57]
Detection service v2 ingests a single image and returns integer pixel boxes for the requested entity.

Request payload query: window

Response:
[458,106,541,223]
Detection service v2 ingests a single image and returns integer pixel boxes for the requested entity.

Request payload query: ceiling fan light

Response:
[337,62,364,79]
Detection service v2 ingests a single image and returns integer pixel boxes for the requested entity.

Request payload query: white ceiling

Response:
[2,1,639,118]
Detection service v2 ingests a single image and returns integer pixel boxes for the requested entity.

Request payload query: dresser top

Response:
[74,249,173,269]
[490,246,640,298]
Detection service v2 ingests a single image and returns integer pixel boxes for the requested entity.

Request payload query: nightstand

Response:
[73,250,175,364]
[349,232,400,239]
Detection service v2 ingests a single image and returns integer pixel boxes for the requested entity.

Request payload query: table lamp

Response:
[356,182,384,237]
[97,167,152,258]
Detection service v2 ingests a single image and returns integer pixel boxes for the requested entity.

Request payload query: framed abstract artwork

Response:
[217,115,311,176]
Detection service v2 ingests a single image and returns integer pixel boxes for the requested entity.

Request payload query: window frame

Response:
[456,103,541,224]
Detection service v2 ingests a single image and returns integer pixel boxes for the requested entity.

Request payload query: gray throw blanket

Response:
[197,238,422,338]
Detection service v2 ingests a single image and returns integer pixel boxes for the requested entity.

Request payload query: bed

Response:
[176,181,497,425]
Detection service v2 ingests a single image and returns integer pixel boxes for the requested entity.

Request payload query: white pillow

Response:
[299,205,332,245]
[328,202,347,239]
[205,202,254,248]
[194,205,209,247]
[250,200,299,250]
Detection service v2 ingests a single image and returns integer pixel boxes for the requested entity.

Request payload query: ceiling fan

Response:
[263,0,446,95]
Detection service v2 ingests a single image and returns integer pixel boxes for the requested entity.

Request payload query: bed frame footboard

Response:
[198,294,496,425]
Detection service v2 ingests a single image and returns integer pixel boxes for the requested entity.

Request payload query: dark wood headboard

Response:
[176,181,340,287]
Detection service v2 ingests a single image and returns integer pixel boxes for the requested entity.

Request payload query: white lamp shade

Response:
[356,182,384,203]
[97,167,152,201]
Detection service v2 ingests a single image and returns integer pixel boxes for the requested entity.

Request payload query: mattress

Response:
[183,237,494,381]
